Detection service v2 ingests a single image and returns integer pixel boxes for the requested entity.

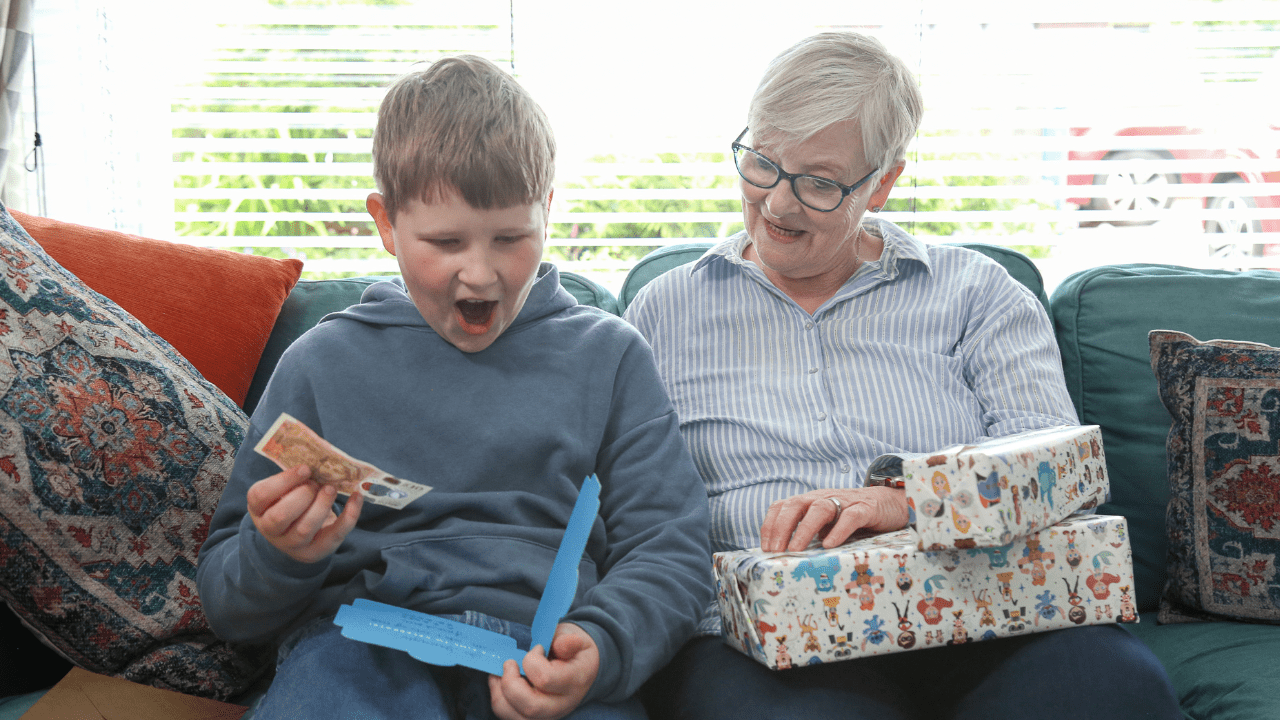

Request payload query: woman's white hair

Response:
[747,32,923,180]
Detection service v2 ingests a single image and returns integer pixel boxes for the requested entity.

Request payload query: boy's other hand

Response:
[489,623,599,720]
[247,464,363,564]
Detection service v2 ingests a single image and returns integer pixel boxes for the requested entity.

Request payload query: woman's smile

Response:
[763,216,805,241]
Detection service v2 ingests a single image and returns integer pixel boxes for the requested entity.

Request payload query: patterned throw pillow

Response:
[11,208,303,408]
[0,206,270,698]
[1150,329,1280,625]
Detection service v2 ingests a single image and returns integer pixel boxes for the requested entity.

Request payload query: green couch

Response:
[618,243,1280,720]
[2,244,1277,719]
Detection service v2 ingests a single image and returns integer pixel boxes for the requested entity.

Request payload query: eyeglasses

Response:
[731,127,878,213]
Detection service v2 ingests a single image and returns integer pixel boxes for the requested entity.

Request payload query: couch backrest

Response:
[251,244,1045,413]
[245,271,619,415]
[618,242,716,311]
[246,276,385,414]
[617,240,1050,313]
[1049,264,1280,612]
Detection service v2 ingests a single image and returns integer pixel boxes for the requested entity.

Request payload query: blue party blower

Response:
[333,474,601,675]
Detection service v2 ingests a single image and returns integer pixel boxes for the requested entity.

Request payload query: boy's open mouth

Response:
[456,299,498,335]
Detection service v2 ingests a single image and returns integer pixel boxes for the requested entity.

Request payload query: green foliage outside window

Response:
[546,152,745,268]
[173,21,500,278]
[175,21,1055,279]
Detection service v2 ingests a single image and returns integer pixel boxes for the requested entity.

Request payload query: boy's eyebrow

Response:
[488,217,543,235]
[411,222,540,238]
[495,223,540,235]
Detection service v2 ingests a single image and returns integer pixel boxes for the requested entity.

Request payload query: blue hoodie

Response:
[197,264,714,704]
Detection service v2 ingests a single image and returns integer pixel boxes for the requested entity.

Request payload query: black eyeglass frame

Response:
[731,127,879,213]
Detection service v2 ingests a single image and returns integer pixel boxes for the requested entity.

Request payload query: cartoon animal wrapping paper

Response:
[714,514,1137,670]
[867,425,1111,551]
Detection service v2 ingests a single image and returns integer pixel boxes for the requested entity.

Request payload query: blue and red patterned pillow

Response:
[0,206,270,698]
[1150,329,1280,625]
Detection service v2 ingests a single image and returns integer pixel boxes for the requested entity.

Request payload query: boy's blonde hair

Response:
[372,55,556,222]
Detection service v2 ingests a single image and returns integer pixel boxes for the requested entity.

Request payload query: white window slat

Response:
[156,4,1280,287]
[179,229,1279,252]
[202,2,510,25]
[173,208,1280,227]
[175,162,372,176]
[172,87,390,103]
[173,113,376,130]
[193,61,424,75]
[172,159,1280,178]
[168,184,1280,203]
[176,210,749,225]
[173,138,372,153]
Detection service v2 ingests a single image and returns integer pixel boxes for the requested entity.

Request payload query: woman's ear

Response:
[869,163,906,210]
[366,193,396,256]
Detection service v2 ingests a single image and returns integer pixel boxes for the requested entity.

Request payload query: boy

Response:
[196,56,714,720]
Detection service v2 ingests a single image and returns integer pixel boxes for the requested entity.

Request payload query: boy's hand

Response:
[489,623,599,720]
[247,464,363,564]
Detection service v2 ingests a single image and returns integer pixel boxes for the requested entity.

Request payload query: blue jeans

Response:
[641,625,1181,720]
[248,612,646,720]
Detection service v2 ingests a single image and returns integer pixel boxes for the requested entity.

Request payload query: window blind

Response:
[171,1,1280,291]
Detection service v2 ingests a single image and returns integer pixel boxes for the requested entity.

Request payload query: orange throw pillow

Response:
[11,209,303,407]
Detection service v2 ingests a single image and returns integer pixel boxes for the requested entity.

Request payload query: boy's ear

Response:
[367,193,396,256]
[544,188,554,238]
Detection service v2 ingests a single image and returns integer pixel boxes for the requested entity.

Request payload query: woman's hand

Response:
[760,486,909,552]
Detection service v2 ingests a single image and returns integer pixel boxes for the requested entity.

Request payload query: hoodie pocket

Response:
[370,535,600,612]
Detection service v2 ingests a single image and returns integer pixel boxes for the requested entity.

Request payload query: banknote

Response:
[254,413,431,510]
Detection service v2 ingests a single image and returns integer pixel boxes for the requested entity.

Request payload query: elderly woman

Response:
[625,32,1181,720]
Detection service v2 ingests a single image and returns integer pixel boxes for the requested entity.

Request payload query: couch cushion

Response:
[0,205,269,699]
[1126,612,1280,720]
[0,689,43,720]
[1050,265,1280,613]
[11,209,303,408]
[1149,330,1280,625]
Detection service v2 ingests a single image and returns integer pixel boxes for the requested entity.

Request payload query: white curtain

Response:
[29,0,173,235]
[0,0,32,209]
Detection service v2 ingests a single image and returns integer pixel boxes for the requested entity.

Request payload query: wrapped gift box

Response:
[867,425,1110,550]
[714,514,1137,670]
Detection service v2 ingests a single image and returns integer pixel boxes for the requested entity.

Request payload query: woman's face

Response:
[740,120,894,291]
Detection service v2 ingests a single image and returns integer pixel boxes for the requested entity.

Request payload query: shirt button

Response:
[805,322,814,329]
[840,465,851,473]
[817,412,827,422]
[808,367,819,374]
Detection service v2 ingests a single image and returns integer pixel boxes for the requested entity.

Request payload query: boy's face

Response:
[367,188,549,353]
